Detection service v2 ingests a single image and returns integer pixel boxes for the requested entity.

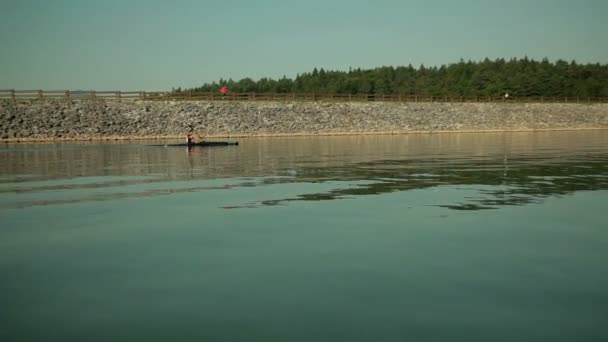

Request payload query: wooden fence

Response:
[1,89,607,104]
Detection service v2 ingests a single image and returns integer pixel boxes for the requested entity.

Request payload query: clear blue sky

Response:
[1,0,606,90]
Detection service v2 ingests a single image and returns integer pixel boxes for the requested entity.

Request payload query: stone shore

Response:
[1,100,607,141]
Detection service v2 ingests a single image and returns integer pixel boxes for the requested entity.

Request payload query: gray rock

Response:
[1,100,608,140]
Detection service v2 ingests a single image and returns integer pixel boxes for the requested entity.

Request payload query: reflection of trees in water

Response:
[258,154,608,210]
[1,134,607,210]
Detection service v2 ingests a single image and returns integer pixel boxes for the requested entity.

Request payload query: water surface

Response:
[1,131,607,341]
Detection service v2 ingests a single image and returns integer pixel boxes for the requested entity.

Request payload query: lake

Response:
[1,131,607,342]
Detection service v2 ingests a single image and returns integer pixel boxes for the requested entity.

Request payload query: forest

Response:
[178,58,608,97]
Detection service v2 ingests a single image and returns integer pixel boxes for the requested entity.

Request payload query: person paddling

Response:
[186,126,203,145]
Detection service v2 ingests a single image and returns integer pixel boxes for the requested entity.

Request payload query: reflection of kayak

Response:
[152,141,239,147]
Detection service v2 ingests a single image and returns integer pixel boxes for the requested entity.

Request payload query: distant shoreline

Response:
[2,101,607,142]
[3,127,608,143]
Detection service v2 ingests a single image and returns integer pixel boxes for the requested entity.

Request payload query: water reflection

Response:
[256,152,608,210]
[1,131,607,210]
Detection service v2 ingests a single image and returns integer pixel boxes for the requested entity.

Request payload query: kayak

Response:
[152,141,239,147]
[172,141,237,147]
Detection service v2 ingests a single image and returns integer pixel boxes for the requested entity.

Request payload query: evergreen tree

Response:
[182,58,608,97]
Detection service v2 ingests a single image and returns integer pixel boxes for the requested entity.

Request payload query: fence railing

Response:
[1,89,607,104]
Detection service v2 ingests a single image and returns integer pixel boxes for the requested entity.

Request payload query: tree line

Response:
[176,58,608,97]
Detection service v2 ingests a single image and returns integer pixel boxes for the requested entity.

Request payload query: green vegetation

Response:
[180,58,608,97]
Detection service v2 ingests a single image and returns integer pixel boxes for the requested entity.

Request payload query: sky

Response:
[1,0,606,90]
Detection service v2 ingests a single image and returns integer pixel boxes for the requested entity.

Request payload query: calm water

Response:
[1,131,607,341]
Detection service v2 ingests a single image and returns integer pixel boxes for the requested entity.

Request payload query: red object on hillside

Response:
[220,87,229,94]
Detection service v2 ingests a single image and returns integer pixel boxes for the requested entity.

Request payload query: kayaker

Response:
[186,130,195,144]
[186,127,203,144]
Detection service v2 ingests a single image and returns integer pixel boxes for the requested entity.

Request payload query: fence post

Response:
[38,90,43,100]
[117,91,122,102]
[65,90,70,100]
[92,91,97,100]
[141,92,146,100]
[10,89,15,102]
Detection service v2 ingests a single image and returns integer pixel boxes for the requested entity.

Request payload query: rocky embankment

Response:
[1,100,607,140]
